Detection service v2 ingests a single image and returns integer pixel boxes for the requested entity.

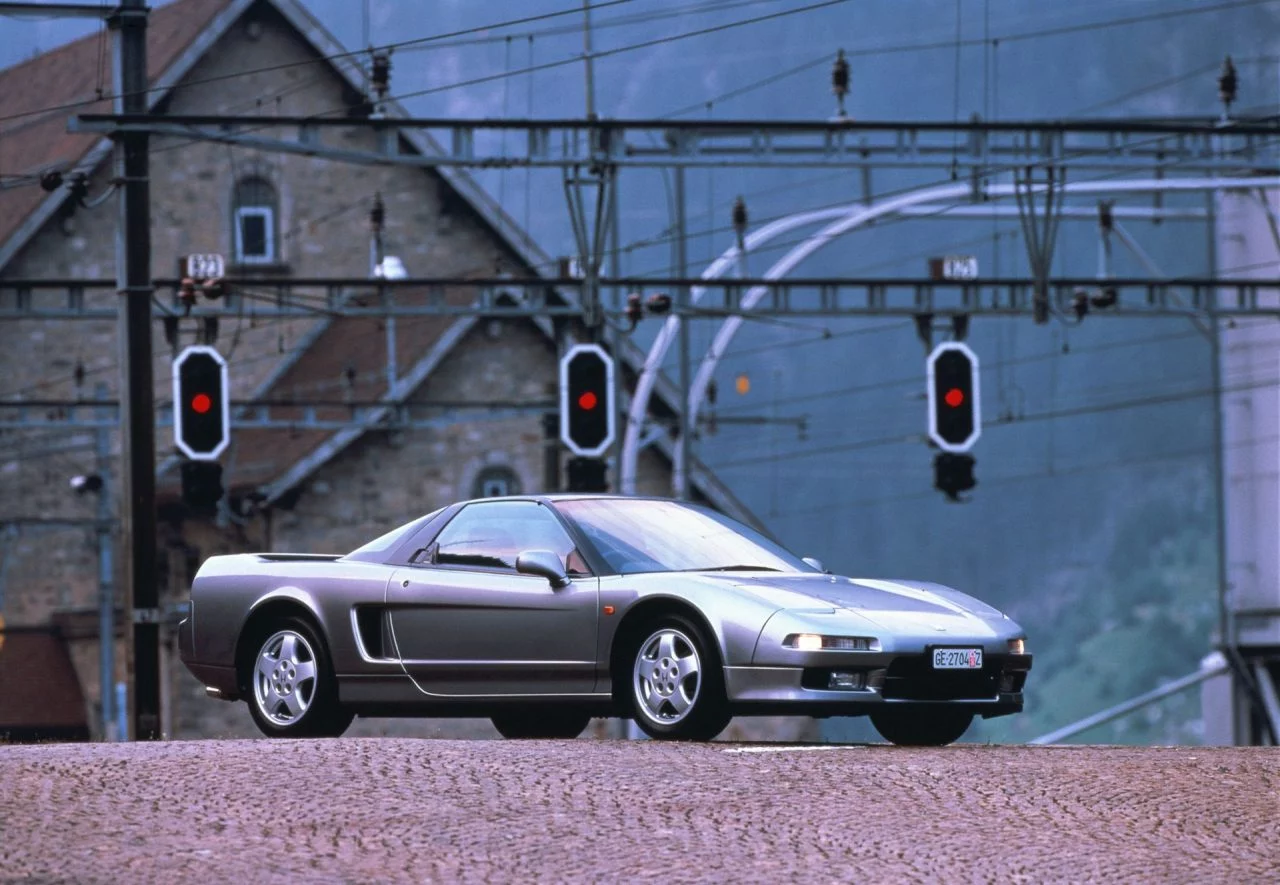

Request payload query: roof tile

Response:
[0,0,233,253]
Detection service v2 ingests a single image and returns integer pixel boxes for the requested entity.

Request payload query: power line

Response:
[3,0,1274,149]
[771,431,1277,516]
[660,52,834,120]
[0,0,640,129]
[1069,55,1280,118]
[367,0,853,110]
[709,367,1280,471]
[837,0,1280,62]
[714,325,1207,416]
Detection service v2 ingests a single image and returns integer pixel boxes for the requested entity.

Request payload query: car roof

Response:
[453,493,689,507]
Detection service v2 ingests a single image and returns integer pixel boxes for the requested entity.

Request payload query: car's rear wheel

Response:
[870,708,972,746]
[243,615,352,738]
[490,710,591,739]
[627,615,730,741]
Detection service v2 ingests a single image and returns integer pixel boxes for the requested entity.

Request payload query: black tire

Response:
[624,614,730,742]
[491,709,591,739]
[241,614,352,738]
[870,708,972,746]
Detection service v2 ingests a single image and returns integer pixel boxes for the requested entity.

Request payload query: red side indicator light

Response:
[944,388,964,408]
[578,391,598,411]
[191,393,213,414]
[603,605,615,616]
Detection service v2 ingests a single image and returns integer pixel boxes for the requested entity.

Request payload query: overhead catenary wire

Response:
[6,0,1266,131]
[5,19,1274,404]
[708,367,1280,472]
[0,0,639,128]
[769,429,1280,516]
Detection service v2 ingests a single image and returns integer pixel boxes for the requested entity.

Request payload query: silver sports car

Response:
[179,495,1031,745]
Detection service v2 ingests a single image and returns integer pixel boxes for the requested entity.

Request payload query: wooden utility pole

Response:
[111,0,160,741]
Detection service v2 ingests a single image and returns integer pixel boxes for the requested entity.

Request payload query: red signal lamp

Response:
[944,388,964,408]
[191,393,213,414]
[577,391,599,411]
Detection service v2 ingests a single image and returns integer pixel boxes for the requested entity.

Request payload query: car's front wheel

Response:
[870,708,972,746]
[491,709,591,739]
[627,615,730,741]
[244,615,352,738]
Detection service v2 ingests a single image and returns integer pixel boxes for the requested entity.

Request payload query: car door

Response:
[388,499,600,697]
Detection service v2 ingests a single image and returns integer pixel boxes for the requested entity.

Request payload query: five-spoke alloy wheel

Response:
[243,615,352,738]
[253,629,318,727]
[628,615,729,741]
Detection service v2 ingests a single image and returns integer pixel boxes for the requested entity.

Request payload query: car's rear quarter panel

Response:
[188,555,393,693]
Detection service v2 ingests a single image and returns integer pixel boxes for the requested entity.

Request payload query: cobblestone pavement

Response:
[1,738,1277,884]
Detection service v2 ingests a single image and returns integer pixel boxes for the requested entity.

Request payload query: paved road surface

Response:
[1,740,1277,883]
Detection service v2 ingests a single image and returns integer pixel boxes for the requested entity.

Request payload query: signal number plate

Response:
[932,647,983,670]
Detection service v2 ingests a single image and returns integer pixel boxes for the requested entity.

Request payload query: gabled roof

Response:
[0,0,235,267]
[0,0,765,533]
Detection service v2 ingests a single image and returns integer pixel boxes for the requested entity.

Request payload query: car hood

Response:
[713,572,1009,631]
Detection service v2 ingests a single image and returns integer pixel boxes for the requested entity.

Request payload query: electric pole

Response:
[112,0,160,741]
[95,384,116,741]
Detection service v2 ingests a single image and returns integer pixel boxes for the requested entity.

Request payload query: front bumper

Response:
[724,652,1032,718]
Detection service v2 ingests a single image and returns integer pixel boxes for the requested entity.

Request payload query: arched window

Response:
[232,177,278,264]
[471,465,522,499]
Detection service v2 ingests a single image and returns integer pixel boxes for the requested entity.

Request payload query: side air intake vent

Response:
[355,607,389,660]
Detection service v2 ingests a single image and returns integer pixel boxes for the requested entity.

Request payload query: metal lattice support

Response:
[619,174,1280,495]
[1013,165,1066,324]
[71,114,1280,174]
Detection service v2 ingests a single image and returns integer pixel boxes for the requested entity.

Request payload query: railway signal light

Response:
[173,345,230,461]
[560,344,615,457]
[927,342,980,453]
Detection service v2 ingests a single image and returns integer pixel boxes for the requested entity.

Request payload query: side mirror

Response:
[802,556,828,574]
[516,549,570,588]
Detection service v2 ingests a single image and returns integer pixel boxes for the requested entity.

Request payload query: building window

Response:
[232,178,278,264]
[472,465,521,499]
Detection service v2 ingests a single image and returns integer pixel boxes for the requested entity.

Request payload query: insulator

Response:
[645,293,672,315]
[1097,200,1114,232]
[1218,55,1238,108]
[39,170,64,192]
[731,196,748,236]
[371,51,392,98]
[67,172,90,205]
[370,192,385,232]
[831,50,850,99]
[178,277,197,316]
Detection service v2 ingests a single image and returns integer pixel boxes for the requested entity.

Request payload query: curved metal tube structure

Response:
[621,175,1280,496]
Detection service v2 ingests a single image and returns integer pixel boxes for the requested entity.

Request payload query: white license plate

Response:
[932,648,983,670]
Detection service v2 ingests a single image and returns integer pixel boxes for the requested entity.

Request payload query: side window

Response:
[432,501,585,574]
[233,177,278,264]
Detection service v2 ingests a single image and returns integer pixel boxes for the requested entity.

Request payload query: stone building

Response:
[0,0,809,741]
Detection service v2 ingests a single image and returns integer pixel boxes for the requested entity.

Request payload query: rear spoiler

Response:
[254,553,344,563]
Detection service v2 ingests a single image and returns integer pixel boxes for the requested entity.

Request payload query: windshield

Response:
[556,498,815,575]
[346,508,443,558]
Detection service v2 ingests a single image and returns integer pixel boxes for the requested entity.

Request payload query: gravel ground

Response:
[1,739,1277,884]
